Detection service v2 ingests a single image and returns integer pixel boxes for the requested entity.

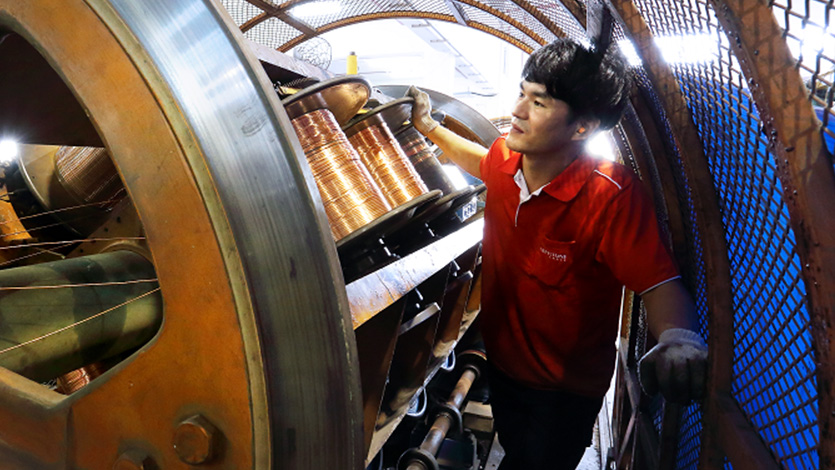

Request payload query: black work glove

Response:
[638,328,708,404]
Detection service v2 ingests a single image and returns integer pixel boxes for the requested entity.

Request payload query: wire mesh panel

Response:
[218,0,264,25]
[476,0,559,44]
[244,16,303,49]
[677,403,704,470]
[629,0,820,468]
[457,2,543,50]
[768,0,835,155]
[524,0,587,43]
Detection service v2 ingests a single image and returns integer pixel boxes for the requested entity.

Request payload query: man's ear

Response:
[571,118,601,141]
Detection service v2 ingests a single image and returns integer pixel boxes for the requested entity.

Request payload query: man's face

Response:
[505,80,583,157]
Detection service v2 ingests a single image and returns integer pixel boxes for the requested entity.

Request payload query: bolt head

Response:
[113,450,155,470]
[173,414,219,465]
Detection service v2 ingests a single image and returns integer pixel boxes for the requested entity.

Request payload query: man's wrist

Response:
[658,328,706,347]
[416,117,439,136]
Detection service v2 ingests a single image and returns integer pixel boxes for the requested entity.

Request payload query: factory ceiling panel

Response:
[217,0,591,53]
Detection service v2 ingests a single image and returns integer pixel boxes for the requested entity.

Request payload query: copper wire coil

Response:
[290,108,390,240]
[395,126,457,195]
[55,146,125,207]
[347,120,428,208]
[56,363,103,394]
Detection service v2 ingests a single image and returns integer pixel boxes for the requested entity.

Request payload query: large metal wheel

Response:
[0,1,362,468]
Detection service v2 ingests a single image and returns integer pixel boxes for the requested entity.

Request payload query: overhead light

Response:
[290,1,342,19]
[0,139,19,163]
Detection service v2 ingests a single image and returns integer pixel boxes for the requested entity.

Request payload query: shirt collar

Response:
[497,148,598,202]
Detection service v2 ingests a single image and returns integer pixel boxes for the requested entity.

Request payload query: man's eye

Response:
[534,101,544,107]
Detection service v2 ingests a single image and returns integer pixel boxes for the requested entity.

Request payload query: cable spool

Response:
[375,98,457,195]
[14,145,126,237]
[55,146,126,210]
[344,107,428,208]
[283,77,391,240]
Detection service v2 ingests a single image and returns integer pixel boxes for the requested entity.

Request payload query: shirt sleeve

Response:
[595,178,679,294]
[480,139,497,185]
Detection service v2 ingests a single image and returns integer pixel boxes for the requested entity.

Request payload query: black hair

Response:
[522,39,632,130]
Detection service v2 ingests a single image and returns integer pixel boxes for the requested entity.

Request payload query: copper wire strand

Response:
[0,236,146,251]
[0,216,99,240]
[0,199,118,227]
[0,242,77,267]
[0,287,161,357]
[290,108,390,239]
[348,120,428,208]
[0,278,158,291]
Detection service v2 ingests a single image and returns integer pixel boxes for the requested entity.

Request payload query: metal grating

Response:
[244,15,303,49]
[768,0,835,155]
[475,0,559,44]
[524,0,587,43]
[218,0,264,25]
[677,403,704,470]
[632,63,712,465]
[631,0,820,468]
[456,2,542,50]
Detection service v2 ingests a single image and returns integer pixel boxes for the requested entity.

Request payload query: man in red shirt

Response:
[408,38,707,470]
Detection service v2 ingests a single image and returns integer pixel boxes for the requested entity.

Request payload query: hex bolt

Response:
[173,414,220,465]
[113,450,155,470]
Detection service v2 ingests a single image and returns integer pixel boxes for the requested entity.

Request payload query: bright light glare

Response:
[656,33,717,64]
[618,40,642,67]
[0,139,19,163]
[787,24,834,60]
[290,1,341,19]
[586,133,615,161]
[442,164,470,190]
[617,33,718,67]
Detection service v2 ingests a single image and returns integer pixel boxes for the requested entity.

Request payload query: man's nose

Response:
[511,99,527,119]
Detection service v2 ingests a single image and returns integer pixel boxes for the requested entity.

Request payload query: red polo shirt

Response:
[479,136,679,397]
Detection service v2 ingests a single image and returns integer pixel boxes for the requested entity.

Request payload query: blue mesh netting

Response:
[626,0,820,466]
[672,52,819,470]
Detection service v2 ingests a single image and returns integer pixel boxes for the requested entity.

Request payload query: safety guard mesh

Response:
[630,0,820,468]
[769,0,835,155]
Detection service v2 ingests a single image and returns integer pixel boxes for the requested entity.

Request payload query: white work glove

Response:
[638,328,708,404]
[406,86,439,136]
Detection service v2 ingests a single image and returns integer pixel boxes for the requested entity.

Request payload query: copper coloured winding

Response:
[395,126,457,195]
[346,117,428,208]
[56,363,103,394]
[290,109,390,240]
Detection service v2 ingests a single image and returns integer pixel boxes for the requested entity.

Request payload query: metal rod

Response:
[0,250,163,382]
[405,366,479,470]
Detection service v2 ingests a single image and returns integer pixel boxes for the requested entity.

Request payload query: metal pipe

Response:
[0,250,162,382]
[404,366,480,470]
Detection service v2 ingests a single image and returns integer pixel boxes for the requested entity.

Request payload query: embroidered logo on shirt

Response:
[540,247,568,262]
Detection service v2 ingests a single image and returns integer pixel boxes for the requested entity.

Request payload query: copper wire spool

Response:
[290,108,390,240]
[345,115,428,208]
[395,126,457,195]
[55,146,125,207]
[56,363,103,394]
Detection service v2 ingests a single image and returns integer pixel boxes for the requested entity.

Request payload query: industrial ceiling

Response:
[218,0,586,53]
